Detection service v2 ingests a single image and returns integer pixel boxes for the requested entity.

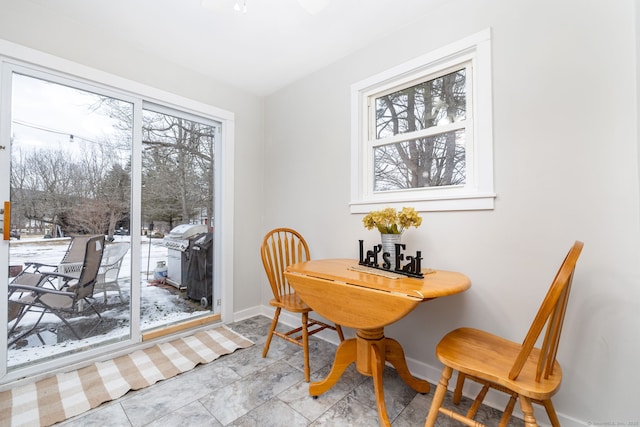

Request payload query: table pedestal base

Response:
[309,328,430,427]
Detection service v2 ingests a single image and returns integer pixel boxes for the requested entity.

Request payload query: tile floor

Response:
[56,315,524,426]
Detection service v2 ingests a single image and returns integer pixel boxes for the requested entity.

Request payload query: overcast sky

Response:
[11,73,123,155]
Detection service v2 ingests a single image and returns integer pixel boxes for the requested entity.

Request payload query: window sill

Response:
[349,193,496,213]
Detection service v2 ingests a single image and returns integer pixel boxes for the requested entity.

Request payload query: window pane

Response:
[375,69,466,139]
[141,110,215,230]
[374,130,465,191]
[8,73,133,368]
[140,108,217,331]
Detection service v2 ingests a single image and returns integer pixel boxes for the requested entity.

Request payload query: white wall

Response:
[264,0,640,424]
[0,1,266,314]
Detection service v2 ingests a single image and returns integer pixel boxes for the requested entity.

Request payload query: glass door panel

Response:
[140,107,217,333]
[7,73,133,368]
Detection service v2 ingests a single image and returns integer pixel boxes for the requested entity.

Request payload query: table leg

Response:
[309,329,428,427]
[353,329,392,426]
[309,338,357,396]
[384,337,431,394]
[371,344,391,427]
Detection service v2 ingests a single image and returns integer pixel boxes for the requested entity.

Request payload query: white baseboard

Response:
[231,305,264,323]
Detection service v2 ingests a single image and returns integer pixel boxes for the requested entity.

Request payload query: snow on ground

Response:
[7,235,210,368]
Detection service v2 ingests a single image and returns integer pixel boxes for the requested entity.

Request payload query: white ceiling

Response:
[35,0,446,96]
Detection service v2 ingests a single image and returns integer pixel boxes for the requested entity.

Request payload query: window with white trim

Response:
[350,29,495,213]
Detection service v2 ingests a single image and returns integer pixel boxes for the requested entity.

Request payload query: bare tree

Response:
[141,110,215,229]
[100,163,131,238]
[374,69,467,191]
[17,95,218,236]
[10,139,131,236]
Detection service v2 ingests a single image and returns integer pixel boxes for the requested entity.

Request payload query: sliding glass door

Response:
[1,63,223,374]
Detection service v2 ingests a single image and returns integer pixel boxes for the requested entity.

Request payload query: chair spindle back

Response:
[509,241,584,381]
[261,228,310,301]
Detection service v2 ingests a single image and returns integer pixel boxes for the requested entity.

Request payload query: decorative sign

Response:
[358,240,424,278]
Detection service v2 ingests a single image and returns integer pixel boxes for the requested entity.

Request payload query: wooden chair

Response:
[261,228,344,382]
[425,241,584,427]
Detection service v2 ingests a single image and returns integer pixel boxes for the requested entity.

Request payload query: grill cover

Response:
[186,232,213,306]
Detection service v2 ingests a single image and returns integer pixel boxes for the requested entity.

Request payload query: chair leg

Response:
[58,315,84,340]
[99,282,124,304]
[263,307,281,358]
[542,399,561,427]
[80,298,103,337]
[336,324,345,341]
[424,366,452,427]
[7,305,27,337]
[116,282,124,303]
[453,372,465,404]
[466,384,489,419]
[519,396,538,427]
[302,311,311,382]
[498,394,518,427]
[8,307,46,347]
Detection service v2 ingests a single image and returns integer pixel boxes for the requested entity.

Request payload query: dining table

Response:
[284,258,471,427]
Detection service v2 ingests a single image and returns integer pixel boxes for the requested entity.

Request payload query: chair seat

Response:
[269,293,312,313]
[19,291,75,310]
[437,327,562,401]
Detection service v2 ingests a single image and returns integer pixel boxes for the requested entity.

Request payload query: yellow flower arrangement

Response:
[362,207,422,234]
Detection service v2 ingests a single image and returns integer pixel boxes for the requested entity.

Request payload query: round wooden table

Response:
[285,259,471,427]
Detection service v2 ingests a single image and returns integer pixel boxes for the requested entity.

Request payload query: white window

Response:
[350,29,495,213]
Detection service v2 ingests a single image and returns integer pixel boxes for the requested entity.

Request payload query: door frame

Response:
[0,40,235,385]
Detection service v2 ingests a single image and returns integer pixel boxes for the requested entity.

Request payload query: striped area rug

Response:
[0,326,253,427]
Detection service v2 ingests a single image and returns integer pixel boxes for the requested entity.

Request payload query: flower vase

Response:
[381,233,402,265]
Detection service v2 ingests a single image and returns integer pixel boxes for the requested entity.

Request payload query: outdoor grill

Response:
[162,224,209,288]
[186,232,213,307]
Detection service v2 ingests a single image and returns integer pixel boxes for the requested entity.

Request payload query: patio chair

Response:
[7,235,105,347]
[12,235,91,290]
[94,243,129,303]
